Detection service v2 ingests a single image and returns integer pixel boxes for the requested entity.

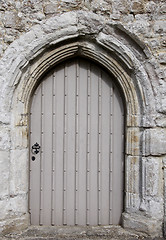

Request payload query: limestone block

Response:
[143,128,166,156]
[5,27,19,40]
[34,12,45,21]
[41,12,77,34]
[144,157,163,197]
[4,34,15,44]
[21,0,43,13]
[17,29,37,46]
[12,102,26,127]
[126,127,140,156]
[128,16,151,35]
[77,11,104,35]
[0,126,10,150]
[9,194,28,216]
[0,213,29,236]
[112,0,129,14]
[31,25,45,39]
[154,20,166,33]
[0,111,10,125]
[3,11,16,28]
[142,114,156,128]
[90,0,112,15]
[0,198,10,220]
[145,1,157,14]
[159,2,166,14]
[11,126,28,149]
[59,0,82,9]
[150,129,166,155]
[126,156,139,194]
[126,114,140,127]
[130,1,145,14]
[121,14,134,22]
[161,92,166,114]
[147,198,164,219]
[43,3,58,14]
[122,212,162,237]
[0,151,9,198]
[3,11,22,30]
[155,115,166,128]
[158,52,166,65]
[10,149,28,195]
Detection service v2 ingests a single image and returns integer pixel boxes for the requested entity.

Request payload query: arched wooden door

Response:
[29,58,124,226]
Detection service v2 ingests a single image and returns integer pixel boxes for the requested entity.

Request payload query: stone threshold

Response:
[0,225,161,240]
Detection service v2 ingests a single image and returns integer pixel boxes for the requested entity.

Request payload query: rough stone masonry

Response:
[0,0,166,238]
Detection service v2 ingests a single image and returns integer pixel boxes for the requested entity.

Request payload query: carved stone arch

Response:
[13,38,143,219]
[21,40,141,118]
[0,11,162,236]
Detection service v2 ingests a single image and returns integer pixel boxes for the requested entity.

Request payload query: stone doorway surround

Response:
[0,11,165,237]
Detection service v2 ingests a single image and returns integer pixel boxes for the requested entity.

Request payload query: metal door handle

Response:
[31,142,41,154]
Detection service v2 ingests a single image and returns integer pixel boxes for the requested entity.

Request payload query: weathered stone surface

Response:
[150,129,166,156]
[158,52,166,64]
[126,127,140,155]
[10,149,28,194]
[145,1,157,14]
[43,3,58,15]
[145,157,163,197]
[0,127,10,150]
[130,1,145,14]
[0,151,9,198]
[0,225,149,239]
[122,213,163,237]
[154,20,166,34]
[3,11,23,30]
[142,128,166,156]
[0,198,10,220]
[0,214,29,236]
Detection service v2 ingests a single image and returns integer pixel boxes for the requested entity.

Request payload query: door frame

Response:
[14,39,142,216]
[23,39,142,218]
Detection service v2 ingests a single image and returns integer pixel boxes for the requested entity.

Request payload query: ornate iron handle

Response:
[31,142,41,154]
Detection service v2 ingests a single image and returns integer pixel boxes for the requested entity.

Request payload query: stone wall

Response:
[0,0,165,237]
[0,0,166,60]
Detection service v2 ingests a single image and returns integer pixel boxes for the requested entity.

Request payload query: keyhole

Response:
[32,156,35,161]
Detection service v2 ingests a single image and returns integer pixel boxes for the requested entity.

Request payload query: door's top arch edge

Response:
[21,40,139,116]
[2,11,157,127]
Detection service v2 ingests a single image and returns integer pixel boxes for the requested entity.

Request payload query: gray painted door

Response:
[29,58,124,226]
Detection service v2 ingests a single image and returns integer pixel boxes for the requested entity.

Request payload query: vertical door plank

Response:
[75,60,79,225]
[29,86,42,225]
[53,66,65,225]
[51,72,56,225]
[77,60,88,225]
[100,71,111,225]
[42,75,53,225]
[97,71,102,225]
[112,87,124,224]
[89,63,99,225]
[39,82,44,225]
[65,61,76,225]
[109,83,113,224]
[86,65,91,225]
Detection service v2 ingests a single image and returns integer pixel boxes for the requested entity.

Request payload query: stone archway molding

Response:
[0,11,162,236]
